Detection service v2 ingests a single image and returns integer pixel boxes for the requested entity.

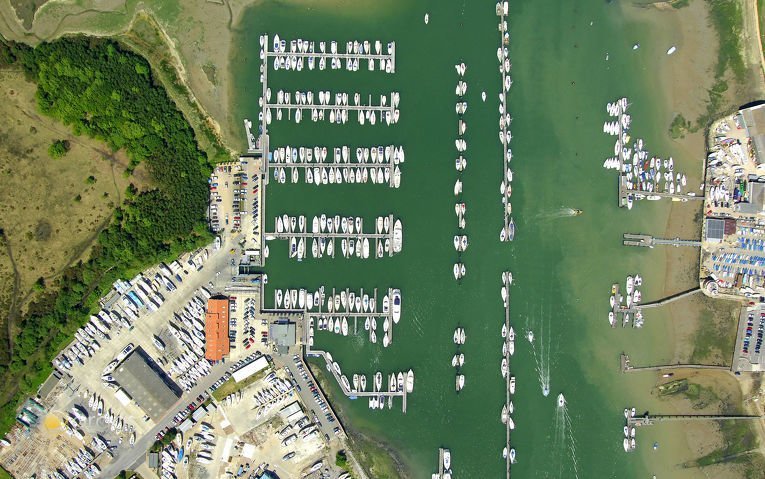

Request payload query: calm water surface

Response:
[230,1,696,477]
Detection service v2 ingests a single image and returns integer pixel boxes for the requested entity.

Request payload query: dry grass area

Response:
[0,69,137,361]
[0,0,254,156]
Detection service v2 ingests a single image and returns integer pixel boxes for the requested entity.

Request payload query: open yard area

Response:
[0,70,136,363]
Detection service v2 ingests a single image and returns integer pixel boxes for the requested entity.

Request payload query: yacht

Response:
[392,219,403,252]
[455,374,465,392]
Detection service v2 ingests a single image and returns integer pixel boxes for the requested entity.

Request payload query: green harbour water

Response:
[230,1,702,477]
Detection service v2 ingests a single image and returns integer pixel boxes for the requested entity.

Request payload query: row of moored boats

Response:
[260,90,400,126]
[264,35,396,73]
[269,214,402,260]
[497,2,515,244]
[454,64,469,282]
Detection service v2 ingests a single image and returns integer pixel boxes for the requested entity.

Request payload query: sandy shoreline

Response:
[621,1,765,475]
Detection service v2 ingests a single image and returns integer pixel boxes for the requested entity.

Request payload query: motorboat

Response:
[406,369,414,393]
[360,375,367,391]
[452,354,459,367]
[509,448,516,464]
[526,330,534,343]
[509,376,516,394]
[501,324,507,338]
[443,449,451,470]
[501,358,508,378]
[557,393,565,408]
[397,372,404,391]
[375,372,383,391]
[392,289,402,323]
[453,328,460,344]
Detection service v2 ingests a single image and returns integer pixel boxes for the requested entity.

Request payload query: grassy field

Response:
[211,368,270,401]
[0,69,137,365]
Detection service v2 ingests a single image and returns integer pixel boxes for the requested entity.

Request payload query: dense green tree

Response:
[0,36,213,435]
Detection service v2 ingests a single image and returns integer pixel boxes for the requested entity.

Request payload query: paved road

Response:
[99,363,229,477]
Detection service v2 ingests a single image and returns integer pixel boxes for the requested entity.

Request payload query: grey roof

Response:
[737,182,765,215]
[740,104,765,164]
[269,322,296,347]
[705,218,725,241]
[113,347,181,419]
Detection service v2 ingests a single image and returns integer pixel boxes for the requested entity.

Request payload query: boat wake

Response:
[534,207,582,221]
[553,400,581,479]
[530,314,552,397]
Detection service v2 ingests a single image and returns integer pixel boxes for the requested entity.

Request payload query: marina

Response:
[602,97,698,209]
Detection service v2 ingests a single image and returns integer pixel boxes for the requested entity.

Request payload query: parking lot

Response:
[209,157,264,264]
[733,305,765,372]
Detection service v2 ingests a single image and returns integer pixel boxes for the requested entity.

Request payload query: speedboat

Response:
[557,393,565,408]
[526,330,534,343]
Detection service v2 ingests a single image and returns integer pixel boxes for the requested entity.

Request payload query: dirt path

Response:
[1,230,20,361]
[748,0,765,83]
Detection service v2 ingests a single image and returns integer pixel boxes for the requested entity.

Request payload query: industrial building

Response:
[113,348,182,419]
[205,295,230,361]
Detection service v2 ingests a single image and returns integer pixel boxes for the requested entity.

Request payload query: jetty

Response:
[306,287,397,344]
[502,271,512,479]
[266,214,401,259]
[619,287,701,313]
[620,353,730,373]
[497,2,513,245]
[628,413,761,427]
[263,38,396,71]
[622,233,702,248]
[305,348,408,413]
